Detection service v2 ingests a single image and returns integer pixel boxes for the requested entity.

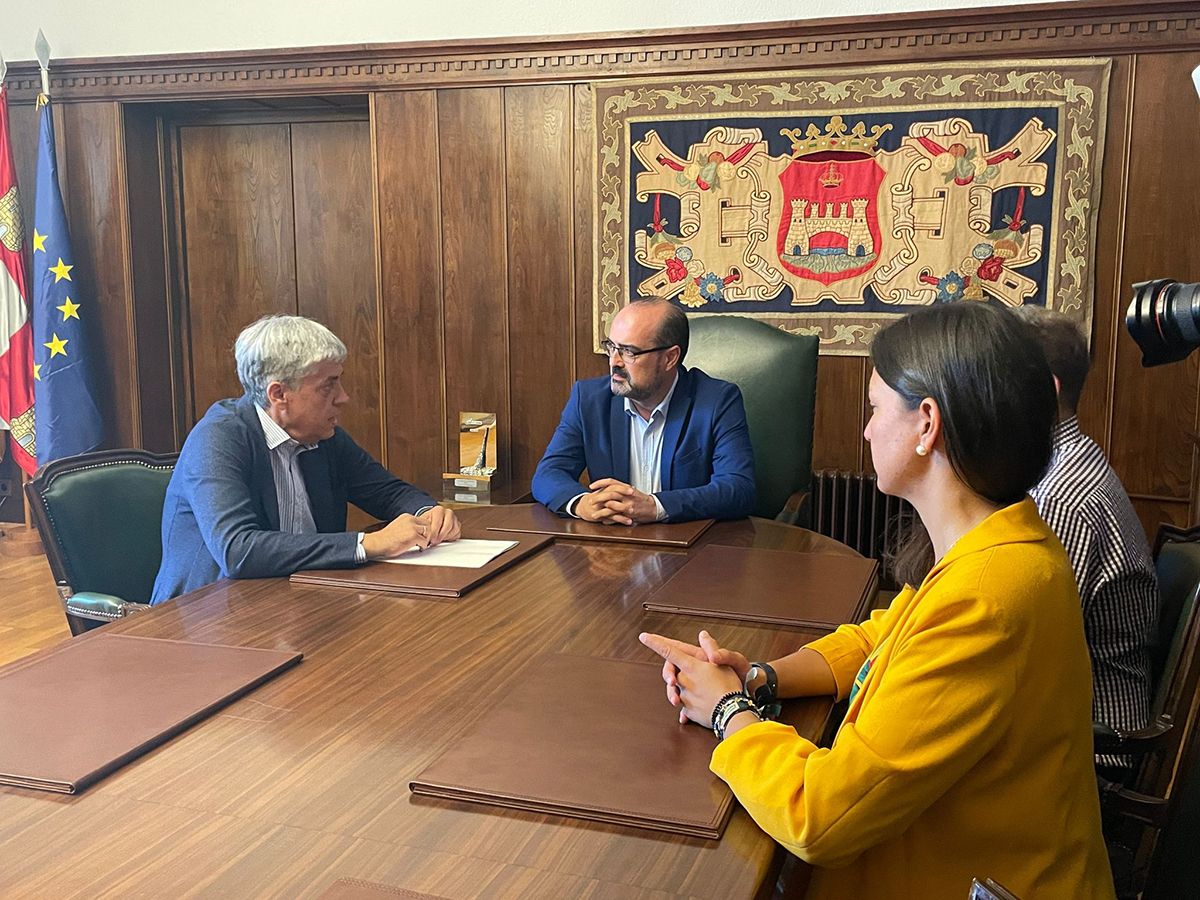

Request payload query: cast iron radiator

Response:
[811,470,915,586]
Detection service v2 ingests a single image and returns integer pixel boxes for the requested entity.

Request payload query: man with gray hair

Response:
[151,315,458,603]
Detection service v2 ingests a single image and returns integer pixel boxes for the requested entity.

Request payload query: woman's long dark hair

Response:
[871,303,1058,585]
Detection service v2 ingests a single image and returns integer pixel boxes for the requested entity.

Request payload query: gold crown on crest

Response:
[781,116,892,158]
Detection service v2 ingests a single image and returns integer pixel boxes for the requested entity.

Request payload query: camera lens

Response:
[1126,279,1200,367]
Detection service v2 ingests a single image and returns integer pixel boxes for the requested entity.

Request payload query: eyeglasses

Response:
[601,339,674,362]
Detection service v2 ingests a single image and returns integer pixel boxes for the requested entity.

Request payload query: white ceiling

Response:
[1,0,1073,64]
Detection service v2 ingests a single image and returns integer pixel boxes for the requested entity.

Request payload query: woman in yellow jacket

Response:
[642,302,1114,899]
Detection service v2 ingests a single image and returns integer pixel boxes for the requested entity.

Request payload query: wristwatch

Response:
[744,661,781,720]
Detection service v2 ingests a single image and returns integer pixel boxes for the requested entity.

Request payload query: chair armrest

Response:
[1098,775,1170,828]
[775,489,810,527]
[64,591,152,623]
[1093,715,1174,755]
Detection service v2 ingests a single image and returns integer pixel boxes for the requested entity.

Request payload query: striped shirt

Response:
[255,406,319,534]
[1030,417,1157,766]
[255,406,367,562]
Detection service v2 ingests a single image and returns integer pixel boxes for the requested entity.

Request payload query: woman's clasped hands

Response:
[639,630,750,726]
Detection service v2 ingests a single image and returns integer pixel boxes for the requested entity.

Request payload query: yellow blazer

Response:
[711,499,1114,899]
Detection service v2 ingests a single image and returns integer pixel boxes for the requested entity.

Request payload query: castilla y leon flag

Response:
[32,89,103,465]
[0,82,37,476]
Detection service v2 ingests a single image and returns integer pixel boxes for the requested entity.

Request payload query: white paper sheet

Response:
[379,539,518,569]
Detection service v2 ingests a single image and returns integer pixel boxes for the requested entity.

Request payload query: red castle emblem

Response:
[777,117,891,286]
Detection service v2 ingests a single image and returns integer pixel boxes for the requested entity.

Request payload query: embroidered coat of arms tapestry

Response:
[592,59,1111,354]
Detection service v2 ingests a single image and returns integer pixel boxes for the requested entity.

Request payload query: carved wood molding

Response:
[4,0,1199,103]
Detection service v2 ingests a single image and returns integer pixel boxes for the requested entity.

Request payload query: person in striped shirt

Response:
[1016,305,1157,778]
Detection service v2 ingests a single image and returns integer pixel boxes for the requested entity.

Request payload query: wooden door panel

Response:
[505,85,574,486]
[438,89,510,481]
[375,91,446,490]
[292,120,381,462]
[178,123,296,423]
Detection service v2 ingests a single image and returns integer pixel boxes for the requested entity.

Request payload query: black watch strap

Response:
[748,661,781,720]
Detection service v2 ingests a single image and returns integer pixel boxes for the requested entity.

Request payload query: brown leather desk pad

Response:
[289,533,552,597]
[643,544,879,630]
[410,654,733,839]
[0,633,302,794]
[484,502,714,547]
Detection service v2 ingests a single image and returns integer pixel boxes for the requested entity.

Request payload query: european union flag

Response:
[32,93,103,465]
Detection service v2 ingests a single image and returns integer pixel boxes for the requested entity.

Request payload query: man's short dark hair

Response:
[630,298,689,362]
[1012,305,1090,414]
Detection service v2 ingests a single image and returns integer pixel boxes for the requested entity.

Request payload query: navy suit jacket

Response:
[531,366,755,522]
[151,396,435,603]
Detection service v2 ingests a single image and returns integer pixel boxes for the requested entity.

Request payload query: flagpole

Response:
[29,30,105,466]
[35,30,51,98]
[22,472,31,530]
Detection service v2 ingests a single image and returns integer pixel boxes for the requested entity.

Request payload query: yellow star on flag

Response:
[49,258,73,282]
[33,363,41,381]
[44,333,68,357]
[32,229,47,253]
[57,297,81,321]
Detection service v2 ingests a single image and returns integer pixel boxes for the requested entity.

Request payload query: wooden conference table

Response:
[0,507,867,899]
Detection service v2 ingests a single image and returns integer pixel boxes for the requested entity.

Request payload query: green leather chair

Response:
[25,449,178,635]
[686,315,819,522]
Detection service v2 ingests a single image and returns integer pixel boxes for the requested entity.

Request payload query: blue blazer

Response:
[531,366,755,522]
[151,396,435,603]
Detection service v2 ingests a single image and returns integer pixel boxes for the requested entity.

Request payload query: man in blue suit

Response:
[533,299,755,524]
[152,315,459,604]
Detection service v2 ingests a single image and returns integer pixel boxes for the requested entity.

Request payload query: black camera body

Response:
[1125,279,1200,367]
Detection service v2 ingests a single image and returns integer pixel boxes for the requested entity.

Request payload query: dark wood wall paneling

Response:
[123,105,176,453]
[374,91,446,485]
[58,102,138,449]
[178,123,297,418]
[174,117,380,457]
[4,1,1200,534]
[1108,52,1200,535]
[291,120,382,461]
[437,90,512,480]
[505,85,574,483]
[572,84,607,384]
[811,357,868,473]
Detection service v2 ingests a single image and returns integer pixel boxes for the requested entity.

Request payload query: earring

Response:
[915,444,928,457]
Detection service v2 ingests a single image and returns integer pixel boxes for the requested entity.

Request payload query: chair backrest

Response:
[26,449,178,605]
[1130,528,1200,807]
[687,316,819,519]
[1150,529,1200,719]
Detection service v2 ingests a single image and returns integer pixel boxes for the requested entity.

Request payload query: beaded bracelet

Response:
[710,691,746,732]
[710,691,762,741]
